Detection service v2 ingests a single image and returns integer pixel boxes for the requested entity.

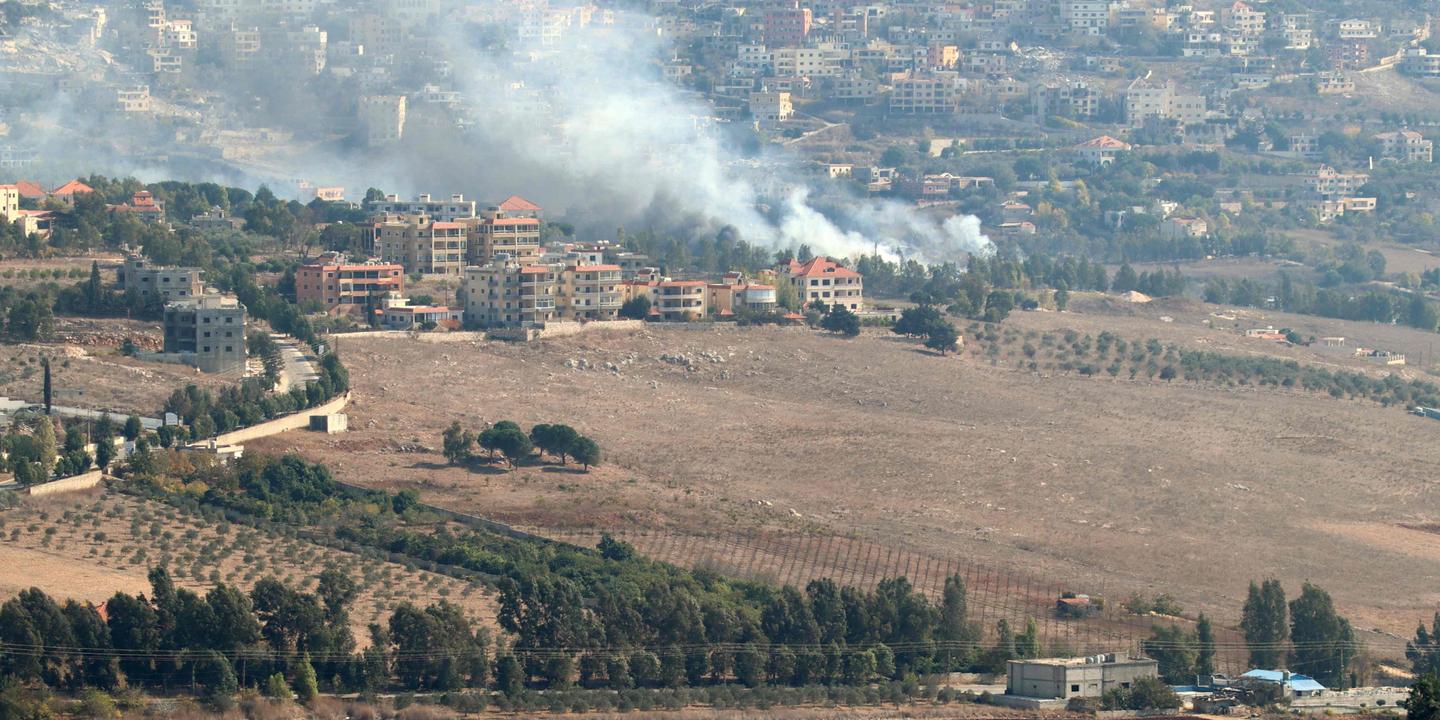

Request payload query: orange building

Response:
[296,255,405,316]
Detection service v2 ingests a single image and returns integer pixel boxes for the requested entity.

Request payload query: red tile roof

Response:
[572,264,621,272]
[51,180,95,197]
[498,195,542,212]
[13,181,45,199]
[520,266,552,274]
[1076,135,1132,150]
[787,256,861,279]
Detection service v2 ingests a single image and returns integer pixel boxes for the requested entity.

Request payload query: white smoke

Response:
[435,8,993,264]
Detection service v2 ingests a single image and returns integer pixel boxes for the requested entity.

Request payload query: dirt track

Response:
[253,314,1440,655]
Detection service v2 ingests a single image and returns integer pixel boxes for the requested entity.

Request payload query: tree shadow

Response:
[541,466,589,475]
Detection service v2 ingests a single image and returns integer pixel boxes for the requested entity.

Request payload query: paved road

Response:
[0,397,162,430]
[273,334,319,392]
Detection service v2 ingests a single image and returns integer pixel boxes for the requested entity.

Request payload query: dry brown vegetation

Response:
[0,336,232,415]
[251,308,1440,663]
[0,488,499,642]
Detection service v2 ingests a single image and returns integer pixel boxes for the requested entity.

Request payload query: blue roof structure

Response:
[1240,669,1327,693]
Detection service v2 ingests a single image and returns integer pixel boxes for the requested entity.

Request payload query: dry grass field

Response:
[0,488,499,643]
[251,310,1440,662]
[0,334,232,416]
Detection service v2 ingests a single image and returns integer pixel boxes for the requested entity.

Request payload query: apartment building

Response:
[1074,135,1132,166]
[366,193,476,222]
[116,86,152,113]
[1374,130,1433,163]
[162,294,247,374]
[557,264,623,320]
[773,46,846,77]
[889,71,964,114]
[374,216,468,276]
[117,255,204,301]
[0,185,18,222]
[295,255,405,316]
[1312,165,1369,197]
[1159,217,1209,241]
[1402,48,1440,77]
[1059,0,1110,35]
[470,196,543,265]
[1221,0,1265,36]
[1122,78,1205,126]
[706,273,779,315]
[655,281,708,321]
[461,259,557,327]
[750,90,794,124]
[763,1,812,46]
[359,95,407,146]
[1030,80,1099,119]
[780,257,863,311]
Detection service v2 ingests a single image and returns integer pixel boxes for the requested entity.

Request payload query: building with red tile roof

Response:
[296,254,405,317]
[50,179,95,201]
[778,256,864,311]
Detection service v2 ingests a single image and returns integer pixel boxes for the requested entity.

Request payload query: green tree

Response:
[123,415,143,442]
[1196,614,1216,676]
[569,436,601,471]
[264,672,292,699]
[1289,582,1355,689]
[531,423,579,463]
[292,653,319,703]
[493,428,533,468]
[496,654,525,695]
[34,420,57,480]
[1143,624,1197,683]
[1407,614,1440,676]
[1112,263,1139,294]
[1406,674,1440,720]
[820,303,861,337]
[925,322,960,355]
[619,295,651,320]
[441,421,474,465]
[983,291,1014,323]
[1242,579,1289,668]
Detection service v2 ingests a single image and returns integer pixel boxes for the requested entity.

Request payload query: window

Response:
[1071,685,1080,693]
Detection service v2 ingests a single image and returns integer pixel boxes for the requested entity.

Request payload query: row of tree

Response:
[441,420,602,470]
[160,352,348,442]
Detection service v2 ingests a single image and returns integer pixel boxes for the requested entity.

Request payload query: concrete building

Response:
[470,196,543,265]
[1160,216,1209,241]
[379,298,462,330]
[461,259,557,327]
[1059,0,1110,35]
[1074,135,1132,166]
[1312,165,1369,197]
[359,95,407,145]
[117,255,204,302]
[373,216,468,276]
[763,1,812,46]
[889,71,965,114]
[366,193,477,222]
[655,280,708,321]
[707,272,779,316]
[162,294,248,374]
[1123,78,1205,127]
[556,263,623,320]
[750,90,794,125]
[1401,48,1440,77]
[1006,652,1160,700]
[1374,130,1433,163]
[0,185,18,222]
[780,256,863,311]
[295,255,405,316]
[1030,80,1099,119]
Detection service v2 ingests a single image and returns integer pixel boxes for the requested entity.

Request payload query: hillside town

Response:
[4,0,1440,718]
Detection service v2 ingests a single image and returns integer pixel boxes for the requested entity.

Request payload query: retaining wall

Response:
[26,470,106,497]
[204,392,350,447]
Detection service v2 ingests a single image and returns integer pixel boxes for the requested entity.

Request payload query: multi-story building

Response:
[1159,217,1209,241]
[889,71,964,114]
[295,255,406,316]
[1402,48,1440,77]
[0,185,19,222]
[749,90,794,124]
[1074,135,1132,166]
[1311,165,1369,197]
[1221,0,1265,36]
[1122,77,1205,126]
[555,264,623,320]
[779,256,863,310]
[1030,80,1098,119]
[1059,0,1110,35]
[655,281,708,321]
[116,86,152,113]
[1328,40,1369,71]
[162,293,247,374]
[470,196,543,265]
[763,1,812,46]
[461,259,557,327]
[366,193,477,222]
[374,216,468,275]
[706,273,779,315]
[1374,130,1433,163]
[359,95,407,145]
[117,255,204,301]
